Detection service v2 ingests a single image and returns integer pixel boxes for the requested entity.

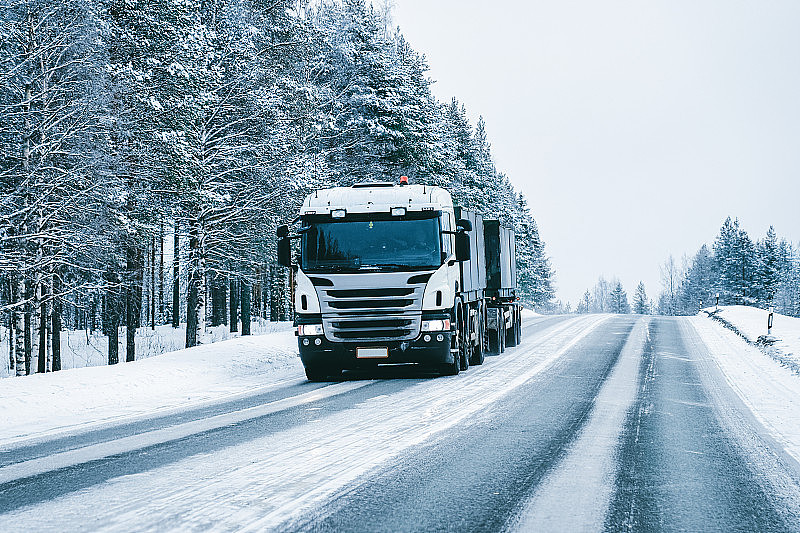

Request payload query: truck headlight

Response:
[298,324,324,336]
[421,319,450,332]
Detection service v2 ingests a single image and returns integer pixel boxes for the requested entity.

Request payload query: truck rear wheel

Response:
[488,329,500,355]
[470,312,485,365]
[506,309,519,348]
[440,309,462,376]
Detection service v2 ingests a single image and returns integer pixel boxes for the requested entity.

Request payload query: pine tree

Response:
[576,291,591,314]
[755,226,781,307]
[633,282,649,314]
[609,281,630,314]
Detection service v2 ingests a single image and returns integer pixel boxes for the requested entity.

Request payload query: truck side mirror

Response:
[277,237,291,267]
[455,232,471,262]
[276,224,290,238]
[456,219,472,232]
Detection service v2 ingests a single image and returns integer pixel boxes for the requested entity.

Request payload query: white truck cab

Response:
[278,178,519,381]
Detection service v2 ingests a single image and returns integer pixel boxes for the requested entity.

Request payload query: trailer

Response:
[483,220,522,354]
[277,177,521,381]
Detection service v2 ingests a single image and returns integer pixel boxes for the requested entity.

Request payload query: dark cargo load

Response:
[454,206,486,300]
[483,220,517,298]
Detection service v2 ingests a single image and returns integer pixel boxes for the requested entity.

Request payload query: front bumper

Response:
[297,331,453,369]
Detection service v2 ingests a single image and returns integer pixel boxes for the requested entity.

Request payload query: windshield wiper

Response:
[309,264,360,273]
[360,263,434,272]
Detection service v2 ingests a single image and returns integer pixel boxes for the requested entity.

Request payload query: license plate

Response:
[356,347,389,359]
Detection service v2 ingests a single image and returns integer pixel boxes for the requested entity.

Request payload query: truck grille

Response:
[312,271,433,343]
[329,317,418,340]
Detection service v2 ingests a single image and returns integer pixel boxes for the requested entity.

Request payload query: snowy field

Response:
[0,323,300,446]
[0,319,291,378]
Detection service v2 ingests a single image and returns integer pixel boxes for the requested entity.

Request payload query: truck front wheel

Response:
[440,308,462,376]
[305,366,341,382]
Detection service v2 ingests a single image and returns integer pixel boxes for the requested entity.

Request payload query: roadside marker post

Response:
[768,306,774,336]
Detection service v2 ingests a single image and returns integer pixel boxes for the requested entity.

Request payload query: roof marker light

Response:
[399,176,409,186]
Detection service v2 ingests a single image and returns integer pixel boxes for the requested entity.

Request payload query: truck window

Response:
[441,212,453,258]
[302,216,442,273]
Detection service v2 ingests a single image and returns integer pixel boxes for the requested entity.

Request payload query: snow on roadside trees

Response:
[1,0,108,372]
[633,282,649,315]
[608,281,630,314]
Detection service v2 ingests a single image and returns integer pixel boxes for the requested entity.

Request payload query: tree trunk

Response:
[52,274,62,371]
[37,280,48,373]
[105,270,120,365]
[185,218,201,347]
[23,281,33,376]
[150,234,156,330]
[126,243,140,362]
[229,278,239,333]
[159,217,165,325]
[210,273,228,327]
[7,276,14,374]
[241,279,251,336]
[254,266,263,319]
[222,275,228,326]
[12,275,25,376]
[172,220,180,328]
[136,246,144,329]
[89,292,96,335]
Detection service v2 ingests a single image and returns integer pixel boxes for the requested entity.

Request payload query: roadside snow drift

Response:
[0,326,301,446]
[693,307,800,464]
[704,305,800,371]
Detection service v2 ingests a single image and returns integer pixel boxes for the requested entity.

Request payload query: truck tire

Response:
[459,306,469,371]
[440,307,462,376]
[305,366,340,382]
[470,324,485,365]
[506,309,519,348]
[488,328,500,355]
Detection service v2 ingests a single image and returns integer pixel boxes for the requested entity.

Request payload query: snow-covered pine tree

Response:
[609,281,630,314]
[633,282,649,314]
[755,226,781,307]
[576,291,591,314]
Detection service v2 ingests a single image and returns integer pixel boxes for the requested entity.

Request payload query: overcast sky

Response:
[391,0,800,306]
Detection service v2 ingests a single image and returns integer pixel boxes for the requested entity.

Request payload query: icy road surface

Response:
[2,315,800,532]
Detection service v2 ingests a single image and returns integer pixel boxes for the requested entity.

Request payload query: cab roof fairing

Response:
[300,184,455,216]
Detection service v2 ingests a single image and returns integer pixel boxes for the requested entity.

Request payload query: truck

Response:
[276,177,522,381]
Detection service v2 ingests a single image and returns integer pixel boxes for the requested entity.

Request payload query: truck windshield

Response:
[301,216,441,272]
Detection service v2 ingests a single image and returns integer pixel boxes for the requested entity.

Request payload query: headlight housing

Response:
[298,324,324,336]
[421,319,450,332]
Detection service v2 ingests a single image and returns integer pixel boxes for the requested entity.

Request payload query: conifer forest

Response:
[0,0,555,376]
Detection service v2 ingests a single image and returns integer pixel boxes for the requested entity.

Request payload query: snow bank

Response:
[690,315,800,465]
[702,305,800,374]
[521,307,543,319]
[0,325,302,445]
[0,319,288,378]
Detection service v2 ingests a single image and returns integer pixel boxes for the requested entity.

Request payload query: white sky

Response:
[392,0,800,306]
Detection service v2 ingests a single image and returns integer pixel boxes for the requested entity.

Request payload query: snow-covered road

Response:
[2,313,800,532]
